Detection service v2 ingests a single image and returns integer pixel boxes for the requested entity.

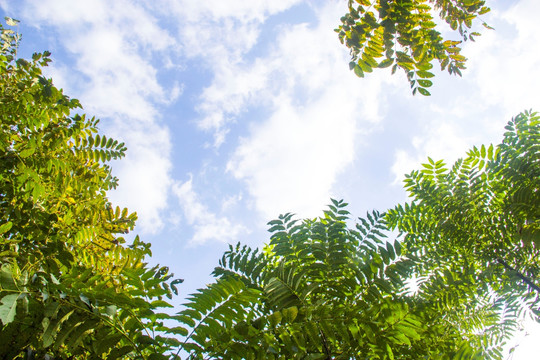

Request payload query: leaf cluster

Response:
[336,0,491,95]
[174,112,539,358]
[176,200,510,359]
[0,18,182,359]
[386,110,540,356]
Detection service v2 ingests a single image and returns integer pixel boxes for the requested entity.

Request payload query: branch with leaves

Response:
[175,200,511,359]
[336,0,492,95]
[0,18,183,359]
[386,110,540,329]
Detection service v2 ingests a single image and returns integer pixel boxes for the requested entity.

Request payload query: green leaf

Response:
[358,59,373,73]
[362,53,378,67]
[450,54,466,62]
[0,294,18,324]
[108,345,134,360]
[96,333,124,355]
[397,61,414,71]
[0,221,13,234]
[416,62,433,71]
[378,58,394,68]
[269,311,282,327]
[66,319,101,350]
[479,7,491,15]
[417,87,431,96]
[168,326,189,336]
[417,79,433,88]
[354,64,364,78]
[43,309,75,347]
[150,299,173,308]
[416,70,434,78]
[386,242,396,260]
[394,240,402,257]
[282,306,298,322]
[19,147,35,158]
[386,343,395,360]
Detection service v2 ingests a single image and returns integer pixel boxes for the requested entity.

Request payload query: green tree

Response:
[175,200,512,359]
[0,19,182,359]
[174,112,539,359]
[386,110,540,324]
[336,0,492,95]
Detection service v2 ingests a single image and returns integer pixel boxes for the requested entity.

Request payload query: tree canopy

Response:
[0,18,182,359]
[175,200,515,359]
[175,112,539,359]
[336,0,492,95]
[387,110,540,323]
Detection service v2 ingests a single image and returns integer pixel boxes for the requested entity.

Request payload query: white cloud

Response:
[464,0,540,116]
[167,0,303,65]
[227,96,356,218]
[15,0,179,234]
[225,2,391,218]
[172,177,248,245]
[24,1,176,121]
[197,59,271,147]
[221,193,243,212]
[162,0,303,145]
[23,0,175,50]
[106,121,172,233]
[169,0,301,22]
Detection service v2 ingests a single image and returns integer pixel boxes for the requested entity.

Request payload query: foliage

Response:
[0,18,182,359]
[386,111,540,322]
[2,12,535,360]
[336,0,492,95]
[174,113,539,358]
[175,200,513,359]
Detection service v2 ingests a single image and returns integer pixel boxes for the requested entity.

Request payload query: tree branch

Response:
[497,258,540,294]
[318,327,332,360]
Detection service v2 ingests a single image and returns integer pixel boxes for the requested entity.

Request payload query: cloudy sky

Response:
[1,0,539,357]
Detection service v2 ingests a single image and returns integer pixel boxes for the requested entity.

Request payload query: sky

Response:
[1,0,539,357]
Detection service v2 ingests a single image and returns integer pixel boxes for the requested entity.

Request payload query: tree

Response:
[175,200,512,359]
[336,0,492,95]
[174,112,539,359]
[386,111,540,324]
[0,18,182,359]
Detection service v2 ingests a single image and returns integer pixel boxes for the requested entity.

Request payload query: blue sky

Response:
[1,0,539,357]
